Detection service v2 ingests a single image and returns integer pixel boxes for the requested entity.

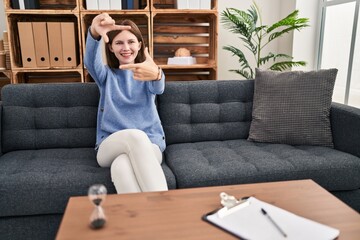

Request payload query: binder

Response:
[188,0,200,9]
[98,0,110,10]
[61,22,77,67]
[11,0,20,9]
[17,22,37,68]
[127,0,133,9]
[199,0,211,9]
[86,0,98,10]
[24,0,40,9]
[32,22,50,67]
[47,22,64,67]
[110,0,122,10]
[176,0,188,9]
[19,0,25,9]
[121,0,127,9]
[203,196,340,240]
[133,0,139,9]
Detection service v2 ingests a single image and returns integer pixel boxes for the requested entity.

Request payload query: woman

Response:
[84,13,168,193]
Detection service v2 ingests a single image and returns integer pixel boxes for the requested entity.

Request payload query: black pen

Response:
[261,208,287,238]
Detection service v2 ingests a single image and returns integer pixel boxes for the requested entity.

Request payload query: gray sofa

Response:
[0,80,359,240]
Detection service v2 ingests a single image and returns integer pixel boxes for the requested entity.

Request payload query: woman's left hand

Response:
[119,47,161,81]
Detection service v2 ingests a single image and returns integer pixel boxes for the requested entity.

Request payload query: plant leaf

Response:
[266,10,309,42]
[269,61,307,71]
[259,53,293,66]
[223,45,252,69]
[229,69,253,79]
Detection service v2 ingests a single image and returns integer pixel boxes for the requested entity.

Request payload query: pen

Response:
[261,208,287,238]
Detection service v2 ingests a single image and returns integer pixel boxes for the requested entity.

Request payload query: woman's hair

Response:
[105,19,146,68]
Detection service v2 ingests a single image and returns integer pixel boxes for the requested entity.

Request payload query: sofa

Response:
[0,80,359,240]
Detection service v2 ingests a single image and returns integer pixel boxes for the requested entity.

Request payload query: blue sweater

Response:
[84,32,166,152]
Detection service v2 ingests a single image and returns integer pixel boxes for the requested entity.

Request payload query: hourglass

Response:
[88,184,107,229]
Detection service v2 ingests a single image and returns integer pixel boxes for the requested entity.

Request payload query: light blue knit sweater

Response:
[84,32,166,151]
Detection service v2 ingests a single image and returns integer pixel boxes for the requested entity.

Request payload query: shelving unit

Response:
[0,70,12,98]
[3,0,218,83]
[4,0,83,83]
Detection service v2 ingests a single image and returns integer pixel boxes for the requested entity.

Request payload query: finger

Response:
[99,14,115,26]
[143,47,152,60]
[112,25,131,31]
[102,33,109,43]
[119,63,139,70]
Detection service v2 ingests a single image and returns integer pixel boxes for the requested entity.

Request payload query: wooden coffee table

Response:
[56,179,360,239]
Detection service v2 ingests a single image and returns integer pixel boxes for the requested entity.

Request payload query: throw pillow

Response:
[248,68,338,147]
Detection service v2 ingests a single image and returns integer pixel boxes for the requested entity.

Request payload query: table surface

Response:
[56,179,360,239]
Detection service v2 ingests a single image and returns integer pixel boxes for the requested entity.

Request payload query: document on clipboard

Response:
[203,196,340,240]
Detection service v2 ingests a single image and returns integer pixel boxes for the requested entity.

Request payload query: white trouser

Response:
[96,129,168,194]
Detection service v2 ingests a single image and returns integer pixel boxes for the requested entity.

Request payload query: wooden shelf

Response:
[11,69,83,84]
[3,0,218,83]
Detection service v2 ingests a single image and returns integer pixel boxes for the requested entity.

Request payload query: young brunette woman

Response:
[84,13,168,193]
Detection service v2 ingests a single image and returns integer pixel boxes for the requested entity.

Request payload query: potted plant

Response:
[221,2,310,79]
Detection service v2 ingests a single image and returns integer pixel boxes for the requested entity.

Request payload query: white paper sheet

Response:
[205,197,340,240]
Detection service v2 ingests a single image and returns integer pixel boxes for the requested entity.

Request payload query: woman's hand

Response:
[90,13,131,43]
[119,47,161,81]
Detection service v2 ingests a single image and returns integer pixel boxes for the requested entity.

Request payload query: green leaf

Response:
[268,23,309,42]
[269,61,307,71]
[229,69,253,79]
[223,45,252,68]
[259,53,292,66]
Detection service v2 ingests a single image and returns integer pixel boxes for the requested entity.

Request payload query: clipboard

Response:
[202,194,340,240]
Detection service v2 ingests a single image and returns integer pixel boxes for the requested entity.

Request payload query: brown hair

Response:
[105,19,146,68]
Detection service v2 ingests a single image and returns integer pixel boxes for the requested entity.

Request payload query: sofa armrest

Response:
[331,102,360,158]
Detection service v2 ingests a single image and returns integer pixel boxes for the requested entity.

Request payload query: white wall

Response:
[292,0,320,71]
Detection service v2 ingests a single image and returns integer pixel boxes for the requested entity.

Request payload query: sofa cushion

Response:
[158,80,254,145]
[0,148,116,217]
[1,83,99,153]
[248,68,337,147]
[164,140,360,191]
[0,147,176,217]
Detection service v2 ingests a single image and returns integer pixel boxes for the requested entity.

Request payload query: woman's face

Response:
[109,30,141,65]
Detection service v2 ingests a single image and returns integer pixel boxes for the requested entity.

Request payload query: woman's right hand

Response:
[90,13,131,43]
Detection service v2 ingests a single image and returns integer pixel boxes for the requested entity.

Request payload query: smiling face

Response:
[109,30,142,65]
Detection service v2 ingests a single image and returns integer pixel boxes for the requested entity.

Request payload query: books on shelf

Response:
[12,0,40,9]
[85,0,142,10]
[176,0,211,9]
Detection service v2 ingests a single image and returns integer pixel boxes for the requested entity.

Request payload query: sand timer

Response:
[88,184,107,229]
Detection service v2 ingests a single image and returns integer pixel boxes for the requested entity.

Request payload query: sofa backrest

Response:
[1,83,99,153]
[157,80,254,145]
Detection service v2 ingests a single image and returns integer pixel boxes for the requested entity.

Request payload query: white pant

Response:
[96,129,168,194]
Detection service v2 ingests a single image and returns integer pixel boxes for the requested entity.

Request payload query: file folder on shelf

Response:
[47,22,64,67]
[203,197,340,240]
[86,0,98,10]
[98,0,110,10]
[61,22,77,67]
[32,22,50,67]
[17,22,37,68]
[110,0,122,10]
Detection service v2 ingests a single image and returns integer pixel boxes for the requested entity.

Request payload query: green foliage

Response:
[221,2,309,79]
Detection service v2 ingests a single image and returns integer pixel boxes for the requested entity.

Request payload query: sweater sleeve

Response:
[148,70,165,95]
[84,28,108,86]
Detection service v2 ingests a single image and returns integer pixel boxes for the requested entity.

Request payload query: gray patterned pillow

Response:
[248,68,337,147]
